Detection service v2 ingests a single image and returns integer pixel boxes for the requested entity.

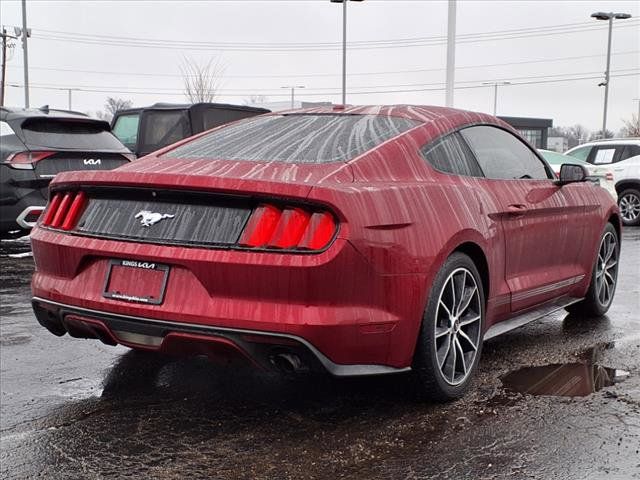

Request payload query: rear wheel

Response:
[618,188,640,226]
[412,253,485,402]
[566,223,619,316]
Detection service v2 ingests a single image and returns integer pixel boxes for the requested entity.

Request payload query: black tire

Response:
[618,188,640,227]
[412,252,485,402]
[566,223,619,317]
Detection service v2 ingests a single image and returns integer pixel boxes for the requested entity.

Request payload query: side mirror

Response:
[557,163,588,185]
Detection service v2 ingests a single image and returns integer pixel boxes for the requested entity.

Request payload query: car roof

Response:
[567,138,640,150]
[114,102,270,116]
[0,105,92,122]
[273,104,505,128]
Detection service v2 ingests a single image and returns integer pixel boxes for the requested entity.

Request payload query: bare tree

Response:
[549,124,591,148]
[243,94,268,106]
[619,114,640,137]
[105,97,133,116]
[589,129,615,141]
[181,57,225,103]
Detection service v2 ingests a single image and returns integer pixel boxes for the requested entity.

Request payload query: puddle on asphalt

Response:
[502,363,630,397]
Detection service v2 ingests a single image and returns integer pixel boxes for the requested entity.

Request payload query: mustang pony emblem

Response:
[134,210,175,227]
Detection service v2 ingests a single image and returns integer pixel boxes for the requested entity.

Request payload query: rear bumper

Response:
[30,226,428,370]
[32,297,410,377]
[0,189,47,235]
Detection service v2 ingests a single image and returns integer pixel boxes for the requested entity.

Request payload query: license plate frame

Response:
[102,259,170,305]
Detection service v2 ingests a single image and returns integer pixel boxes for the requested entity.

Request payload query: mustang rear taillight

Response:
[5,151,56,170]
[41,191,87,230]
[239,204,337,251]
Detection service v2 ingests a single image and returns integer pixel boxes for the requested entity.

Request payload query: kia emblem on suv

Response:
[84,158,102,166]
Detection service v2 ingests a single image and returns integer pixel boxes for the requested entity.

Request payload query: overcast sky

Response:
[1,0,638,131]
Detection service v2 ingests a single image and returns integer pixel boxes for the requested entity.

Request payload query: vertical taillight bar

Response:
[50,192,74,228]
[61,192,87,230]
[41,193,62,226]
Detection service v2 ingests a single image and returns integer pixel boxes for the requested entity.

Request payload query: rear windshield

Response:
[140,110,191,153]
[22,120,126,150]
[164,114,419,163]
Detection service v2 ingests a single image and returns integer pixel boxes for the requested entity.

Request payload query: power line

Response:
[6,50,639,79]
[32,20,640,52]
[8,72,638,98]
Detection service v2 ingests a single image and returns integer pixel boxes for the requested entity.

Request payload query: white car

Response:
[566,138,640,226]
[538,149,617,200]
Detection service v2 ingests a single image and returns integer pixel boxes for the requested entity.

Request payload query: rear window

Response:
[164,114,419,163]
[22,119,125,150]
[140,110,191,153]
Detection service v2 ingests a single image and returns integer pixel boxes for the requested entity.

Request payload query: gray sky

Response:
[1,0,638,131]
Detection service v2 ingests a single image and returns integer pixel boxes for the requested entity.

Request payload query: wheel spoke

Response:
[438,335,452,369]
[450,339,457,383]
[439,300,452,318]
[457,329,478,352]
[435,327,450,339]
[460,314,481,327]
[449,277,456,313]
[455,337,467,376]
[455,271,467,315]
[458,285,477,317]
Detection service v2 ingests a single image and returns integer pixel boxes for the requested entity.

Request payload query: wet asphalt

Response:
[1,230,639,480]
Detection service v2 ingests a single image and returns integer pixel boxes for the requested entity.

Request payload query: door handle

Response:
[507,204,528,216]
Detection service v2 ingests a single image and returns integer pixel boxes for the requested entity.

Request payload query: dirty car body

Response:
[30,105,621,400]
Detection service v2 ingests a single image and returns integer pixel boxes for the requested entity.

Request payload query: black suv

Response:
[1,106,134,238]
[111,102,270,158]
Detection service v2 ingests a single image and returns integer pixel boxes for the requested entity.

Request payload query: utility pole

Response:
[1,27,8,107]
[482,81,511,115]
[445,0,456,107]
[591,11,632,138]
[21,0,30,108]
[281,85,305,109]
[68,88,72,110]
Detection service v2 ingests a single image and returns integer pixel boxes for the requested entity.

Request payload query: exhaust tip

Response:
[269,352,308,374]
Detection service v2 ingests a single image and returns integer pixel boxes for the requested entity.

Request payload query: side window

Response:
[460,125,550,180]
[112,114,140,151]
[619,145,640,162]
[567,145,592,161]
[591,147,617,165]
[420,132,483,177]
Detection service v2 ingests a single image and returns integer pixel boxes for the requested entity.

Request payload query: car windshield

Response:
[164,114,419,163]
[21,119,125,150]
[539,150,582,165]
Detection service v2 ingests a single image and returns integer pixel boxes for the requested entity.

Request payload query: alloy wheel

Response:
[595,231,618,308]
[619,192,640,223]
[434,267,482,386]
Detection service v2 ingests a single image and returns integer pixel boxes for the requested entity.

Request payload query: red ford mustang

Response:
[30,105,621,401]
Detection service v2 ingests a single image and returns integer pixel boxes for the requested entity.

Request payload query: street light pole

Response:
[281,85,305,109]
[482,81,511,116]
[331,0,362,105]
[341,0,347,105]
[21,0,29,108]
[591,11,632,138]
[445,0,456,107]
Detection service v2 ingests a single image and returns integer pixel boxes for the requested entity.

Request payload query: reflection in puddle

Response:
[502,363,629,397]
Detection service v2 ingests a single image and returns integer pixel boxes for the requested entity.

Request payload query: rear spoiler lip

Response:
[19,116,112,132]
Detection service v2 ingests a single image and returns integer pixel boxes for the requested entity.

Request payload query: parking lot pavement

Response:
[1,230,639,480]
